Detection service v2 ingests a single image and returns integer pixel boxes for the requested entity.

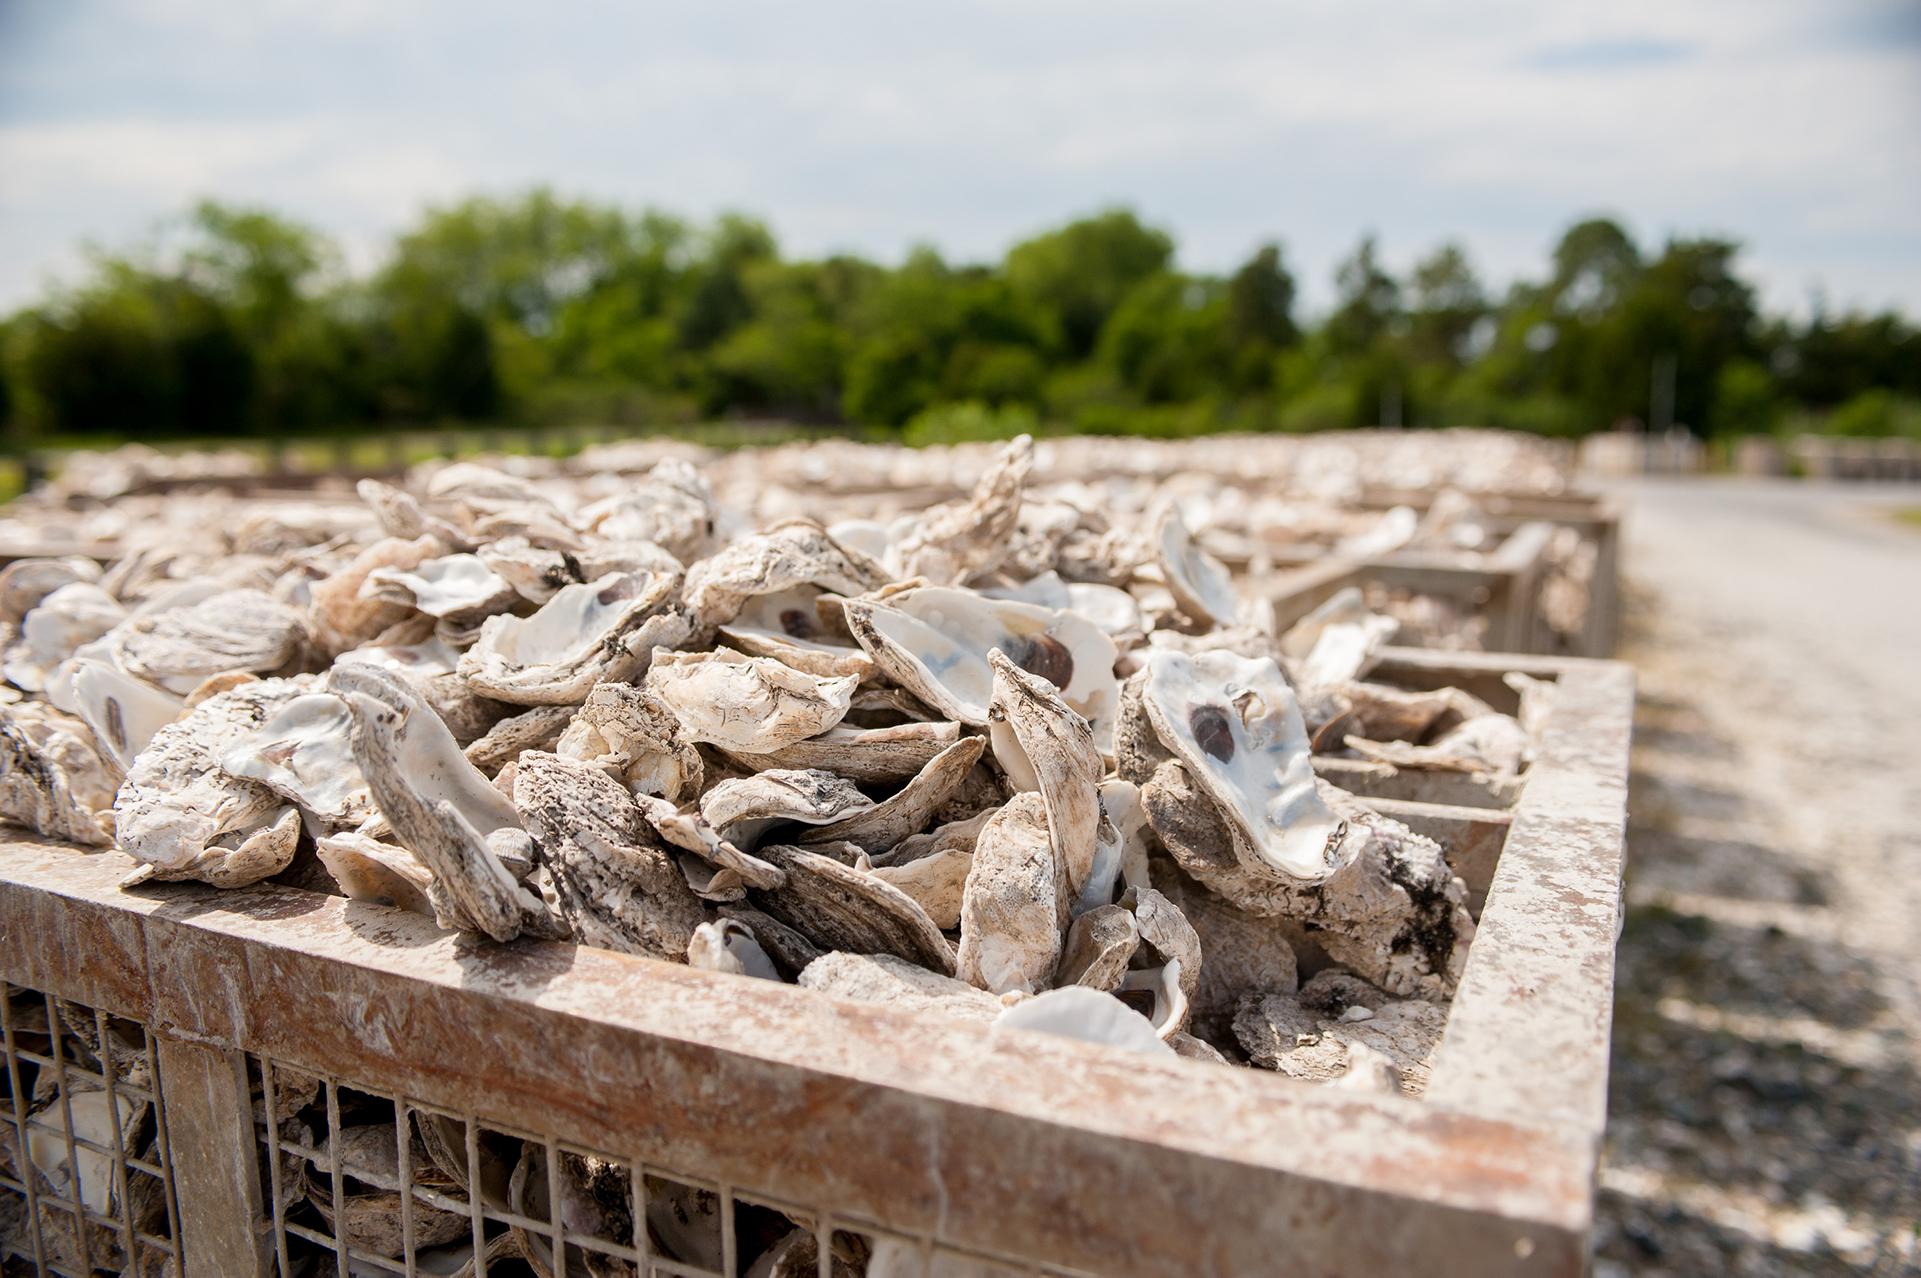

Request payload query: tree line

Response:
[1,192,1917,445]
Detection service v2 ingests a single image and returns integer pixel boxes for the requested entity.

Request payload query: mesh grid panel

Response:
[0,982,183,1277]
[248,1056,1094,1278]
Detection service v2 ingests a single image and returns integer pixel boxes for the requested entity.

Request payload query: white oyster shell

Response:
[646,648,858,753]
[994,985,1175,1058]
[844,586,1120,751]
[1139,647,1346,884]
[1156,507,1237,627]
[110,589,308,695]
[3,582,125,692]
[68,659,183,770]
[217,691,370,828]
[459,570,686,705]
[361,553,517,622]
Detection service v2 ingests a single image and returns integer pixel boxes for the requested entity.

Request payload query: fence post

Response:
[154,1037,270,1275]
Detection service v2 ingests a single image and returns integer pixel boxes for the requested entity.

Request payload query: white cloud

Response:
[0,0,1915,317]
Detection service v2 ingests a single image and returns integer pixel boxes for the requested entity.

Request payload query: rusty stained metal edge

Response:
[0,837,1596,1278]
[1423,659,1634,1146]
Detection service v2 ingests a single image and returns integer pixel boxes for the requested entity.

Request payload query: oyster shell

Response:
[699,769,872,848]
[1156,507,1237,627]
[793,735,985,855]
[361,552,519,627]
[110,589,308,695]
[954,792,1063,995]
[0,701,118,845]
[217,691,370,828]
[861,841,973,930]
[459,570,687,705]
[512,751,705,960]
[1055,905,1139,992]
[308,535,445,655]
[756,845,957,975]
[687,919,780,980]
[721,720,959,785]
[3,582,125,692]
[843,586,1120,750]
[114,680,310,882]
[797,952,999,1026]
[330,664,550,942]
[993,985,1175,1057]
[463,703,574,775]
[67,659,183,771]
[985,649,1100,910]
[646,648,858,753]
[683,518,890,627]
[314,831,434,915]
[553,681,702,801]
[889,434,1033,585]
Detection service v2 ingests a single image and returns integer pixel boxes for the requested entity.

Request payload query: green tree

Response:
[1325,234,1401,358]
[1004,209,1173,359]
[1408,243,1487,369]
[1223,243,1299,392]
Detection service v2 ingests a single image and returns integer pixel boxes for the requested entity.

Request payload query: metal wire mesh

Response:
[0,982,183,1277]
[246,1054,1095,1278]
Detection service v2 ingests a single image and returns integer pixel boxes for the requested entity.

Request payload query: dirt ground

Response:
[1590,480,1921,1276]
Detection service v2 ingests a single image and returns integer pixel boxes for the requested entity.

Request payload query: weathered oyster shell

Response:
[985,649,1100,911]
[1055,905,1139,991]
[114,679,310,882]
[954,792,1063,995]
[0,701,118,845]
[1156,507,1237,627]
[721,719,959,784]
[512,751,705,960]
[554,681,703,801]
[463,703,574,775]
[460,570,686,704]
[634,792,786,897]
[330,664,549,942]
[362,552,519,626]
[699,769,872,848]
[889,434,1033,585]
[757,845,957,975]
[66,659,183,771]
[217,691,370,828]
[308,534,445,655]
[798,952,999,1026]
[684,518,890,627]
[646,648,858,753]
[994,985,1175,1057]
[314,831,434,915]
[793,735,985,855]
[844,586,1120,751]
[3,582,125,692]
[1135,648,1346,883]
[687,919,780,980]
[110,589,308,695]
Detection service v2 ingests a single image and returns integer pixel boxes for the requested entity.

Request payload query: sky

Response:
[1,0,1918,318]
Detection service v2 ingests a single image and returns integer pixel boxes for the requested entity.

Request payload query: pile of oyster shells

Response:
[0,436,1557,1092]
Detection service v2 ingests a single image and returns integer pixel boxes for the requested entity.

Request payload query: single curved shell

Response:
[68,659,183,771]
[463,703,574,775]
[0,556,103,627]
[308,535,446,655]
[111,589,308,695]
[554,681,702,801]
[878,807,994,869]
[794,735,985,855]
[1138,647,1346,884]
[1076,778,1148,916]
[863,843,973,930]
[721,720,959,785]
[1156,507,1237,627]
[843,586,1120,750]
[699,769,872,848]
[581,457,718,562]
[718,586,874,679]
[993,985,1175,1058]
[719,905,823,977]
[314,832,434,916]
[1347,713,1530,776]
[635,793,786,893]
[756,845,958,975]
[646,648,858,753]
[954,793,1064,995]
[985,650,1100,910]
[460,570,686,705]
[687,919,781,981]
[330,664,547,942]
[512,751,705,960]
[114,678,312,876]
[1279,587,1398,693]
[983,572,1143,647]
[217,691,370,827]
[361,553,518,623]
[683,518,890,627]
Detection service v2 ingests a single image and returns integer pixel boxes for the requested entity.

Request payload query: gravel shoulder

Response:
[1593,479,1921,1276]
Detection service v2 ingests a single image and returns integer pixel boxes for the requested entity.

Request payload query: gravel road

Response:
[1592,480,1921,1276]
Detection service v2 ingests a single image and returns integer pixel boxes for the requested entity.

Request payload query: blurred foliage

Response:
[3,192,1919,446]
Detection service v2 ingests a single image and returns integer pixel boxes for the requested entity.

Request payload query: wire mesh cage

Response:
[0,985,182,1277]
[0,648,1633,1277]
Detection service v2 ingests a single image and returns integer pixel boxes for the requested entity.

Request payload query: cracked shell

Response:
[459,570,688,705]
[756,845,958,975]
[954,792,1064,996]
[646,648,858,753]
